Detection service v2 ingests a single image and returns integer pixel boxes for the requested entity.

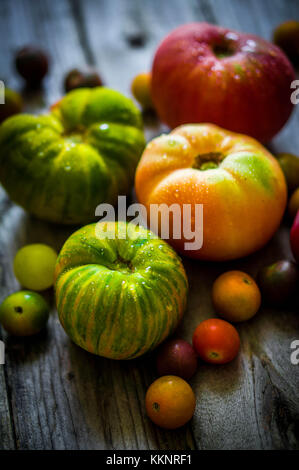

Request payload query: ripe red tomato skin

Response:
[151,23,295,142]
[192,319,240,364]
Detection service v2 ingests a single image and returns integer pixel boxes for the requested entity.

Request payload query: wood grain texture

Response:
[0,0,299,450]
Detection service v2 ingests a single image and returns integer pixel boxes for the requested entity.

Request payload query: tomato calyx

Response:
[114,255,135,274]
[62,124,87,144]
[212,42,235,59]
[192,152,223,171]
[208,351,221,359]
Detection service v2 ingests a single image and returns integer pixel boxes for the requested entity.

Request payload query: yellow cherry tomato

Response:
[131,72,154,109]
[145,375,196,429]
[14,244,57,291]
[212,270,261,322]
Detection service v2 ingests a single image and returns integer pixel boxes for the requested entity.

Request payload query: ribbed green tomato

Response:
[0,87,145,224]
[54,222,188,360]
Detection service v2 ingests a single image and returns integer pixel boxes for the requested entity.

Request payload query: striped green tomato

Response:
[54,222,188,360]
[0,87,145,224]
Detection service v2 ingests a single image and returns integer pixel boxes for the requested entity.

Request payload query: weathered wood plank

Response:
[0,197,196,450]
[0,0,19,450]
[0,0,298,451]
[185,0,299,450]
[0,365,16,450]
[0,0,88,108]
[182,225,299,450]
[0,0,196,450]
[0,0,97,450]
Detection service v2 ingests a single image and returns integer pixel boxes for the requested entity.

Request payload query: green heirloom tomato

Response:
[54,221,188,360]
[0,87,145,224]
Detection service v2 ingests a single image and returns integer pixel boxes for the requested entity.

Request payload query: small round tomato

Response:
[289,187,299,220]
[15,45,49,87]
[212,270,261,322]
[0,290,49,336]
[156,339,197,380]
[145,375,196,429]
[192,319,240,364]
[257,260,299,306]
[14,244,57,291]
[64,68,103,92]
[131,72,154,110]
[273,20,299,64]
[276,153,299,194]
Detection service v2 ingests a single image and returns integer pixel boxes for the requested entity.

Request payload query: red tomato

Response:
[192,318,240,364]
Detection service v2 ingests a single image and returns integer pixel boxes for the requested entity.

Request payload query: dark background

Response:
[0,0,299,450]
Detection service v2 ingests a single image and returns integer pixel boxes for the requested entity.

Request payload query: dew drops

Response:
[225,31,238,41]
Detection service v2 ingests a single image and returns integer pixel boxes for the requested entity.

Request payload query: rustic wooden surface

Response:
[0,0,299,450]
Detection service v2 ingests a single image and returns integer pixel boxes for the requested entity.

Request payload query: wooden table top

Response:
[0,0,298,450]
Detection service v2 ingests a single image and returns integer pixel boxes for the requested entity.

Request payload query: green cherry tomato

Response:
[0,290,49,336]
[276,153,299,193]
[14,244,57,291]
[257,260,299,306]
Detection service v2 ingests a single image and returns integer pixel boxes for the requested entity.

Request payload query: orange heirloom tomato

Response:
[135,124,287,261]
[192,318,240,364]
[145,375,196,429]
[212,270,261,322]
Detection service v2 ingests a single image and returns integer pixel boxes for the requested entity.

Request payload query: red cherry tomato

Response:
[192,318,240,364]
